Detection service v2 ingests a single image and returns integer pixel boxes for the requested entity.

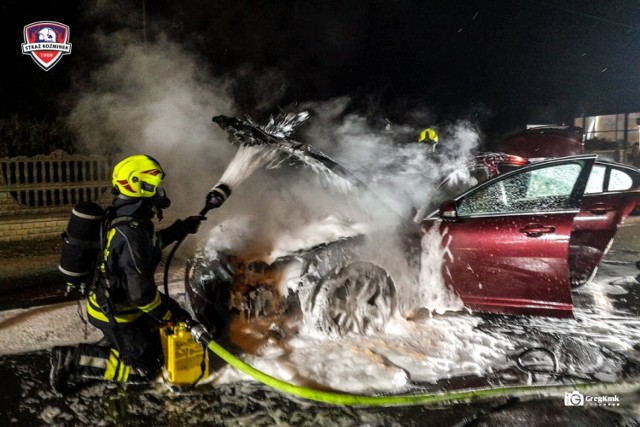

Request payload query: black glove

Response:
[65,281,89,298]
[163,216,205,243]
[181,215,205,235]
[205,183,232,212]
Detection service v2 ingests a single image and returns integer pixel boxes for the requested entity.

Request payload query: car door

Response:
[569,163,640,285]
[421,156,596,318]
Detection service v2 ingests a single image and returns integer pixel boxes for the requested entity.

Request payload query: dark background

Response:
[2,0,639,134]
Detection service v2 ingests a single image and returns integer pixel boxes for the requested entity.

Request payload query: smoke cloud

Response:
[289,100,481,311]
[66,6,482,313]
[68,32,238,220]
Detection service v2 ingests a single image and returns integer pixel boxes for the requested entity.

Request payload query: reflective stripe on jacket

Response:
[87,216,173,325]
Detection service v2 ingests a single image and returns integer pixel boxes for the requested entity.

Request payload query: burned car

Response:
[185,219,398,337]
[184,114,402,337]
[184,115,640,336]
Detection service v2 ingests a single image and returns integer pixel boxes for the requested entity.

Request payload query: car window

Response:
[584,165,634,194]
[585,165,605,194]
[457,162,583,216]
[609,168,633,191]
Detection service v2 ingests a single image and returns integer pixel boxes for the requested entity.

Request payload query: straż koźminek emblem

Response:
[21,21,72,71]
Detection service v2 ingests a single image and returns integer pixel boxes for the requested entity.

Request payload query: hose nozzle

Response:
[202,183,232,216]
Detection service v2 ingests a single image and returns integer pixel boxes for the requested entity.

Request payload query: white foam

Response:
[2,269,638,394]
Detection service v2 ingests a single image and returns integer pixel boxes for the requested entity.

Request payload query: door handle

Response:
[588,203,612,215]
[519,224,556,237]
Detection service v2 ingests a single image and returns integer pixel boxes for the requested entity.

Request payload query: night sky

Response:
[2,0,640,134]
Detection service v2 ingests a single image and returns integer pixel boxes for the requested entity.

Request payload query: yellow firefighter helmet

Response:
[418,128,439,145]
[112,154,165,198]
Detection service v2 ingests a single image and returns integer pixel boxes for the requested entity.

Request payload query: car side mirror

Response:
[439,199,458,220]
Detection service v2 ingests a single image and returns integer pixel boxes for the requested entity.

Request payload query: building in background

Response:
[575,112,640,164]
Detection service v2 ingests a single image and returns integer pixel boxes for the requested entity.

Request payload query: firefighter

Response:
[418,127,439,151]
[49,154,222,395]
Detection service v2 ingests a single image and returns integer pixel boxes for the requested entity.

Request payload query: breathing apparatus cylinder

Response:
[58,201,105,293]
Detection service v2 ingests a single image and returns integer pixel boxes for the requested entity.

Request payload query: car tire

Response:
[184,253,233,335]
[307,261,397,336]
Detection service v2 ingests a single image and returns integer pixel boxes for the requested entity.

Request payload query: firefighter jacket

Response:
[87,202,182,325]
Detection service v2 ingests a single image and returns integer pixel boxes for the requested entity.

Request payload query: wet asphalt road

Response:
[1,349,638,426]
[1,223,640,426]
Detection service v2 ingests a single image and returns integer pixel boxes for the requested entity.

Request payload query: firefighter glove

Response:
[163,216,205,243]
[181,215,205,235]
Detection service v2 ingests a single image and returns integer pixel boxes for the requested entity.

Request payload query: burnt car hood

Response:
[204,215,368,265]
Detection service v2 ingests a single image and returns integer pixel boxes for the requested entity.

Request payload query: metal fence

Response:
[0,150,113,217]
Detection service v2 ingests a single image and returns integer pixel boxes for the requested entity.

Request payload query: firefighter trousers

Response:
[75,316,164,383]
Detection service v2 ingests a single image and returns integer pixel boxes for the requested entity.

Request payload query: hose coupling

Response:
[190,323,209,344]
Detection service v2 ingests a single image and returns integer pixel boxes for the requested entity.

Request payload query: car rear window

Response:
[585,165,634,194]
[609,168,633,191]
[585,165,606,194]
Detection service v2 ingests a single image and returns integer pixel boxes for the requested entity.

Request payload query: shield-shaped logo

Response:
[21,21,72,71]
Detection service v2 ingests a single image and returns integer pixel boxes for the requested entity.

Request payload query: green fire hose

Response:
[188,323,640,407]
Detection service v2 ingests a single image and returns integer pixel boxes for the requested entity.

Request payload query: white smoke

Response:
[66,23,482,314]
[68,32,238,226]
[285,99,481,313]
[200,100,482,315]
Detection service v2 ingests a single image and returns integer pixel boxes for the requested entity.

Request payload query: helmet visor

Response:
[140,181,157,194]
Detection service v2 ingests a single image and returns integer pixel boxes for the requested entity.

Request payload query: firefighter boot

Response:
[49,346,77,396]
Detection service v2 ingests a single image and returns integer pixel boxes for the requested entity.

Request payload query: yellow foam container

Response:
[160,322,209,386]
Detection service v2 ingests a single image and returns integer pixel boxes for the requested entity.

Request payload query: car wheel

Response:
[184,253,233,334]
[308,261,397,336]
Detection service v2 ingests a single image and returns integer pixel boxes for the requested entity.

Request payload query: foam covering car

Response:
[184,116,640,336]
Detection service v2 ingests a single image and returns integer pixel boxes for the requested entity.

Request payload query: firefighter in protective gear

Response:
[418,127,439,151]
[50,154,204,395]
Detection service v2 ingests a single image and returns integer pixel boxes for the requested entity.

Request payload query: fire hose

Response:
[186,322,640,407]
[162,183,231,296]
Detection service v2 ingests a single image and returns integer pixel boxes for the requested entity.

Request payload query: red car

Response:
[499,126,585,158]
[422,154,640,318]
